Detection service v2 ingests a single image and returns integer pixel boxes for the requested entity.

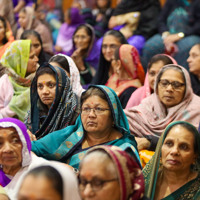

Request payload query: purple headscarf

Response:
[0,118,31,187]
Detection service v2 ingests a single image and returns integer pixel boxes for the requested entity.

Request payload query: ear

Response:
[116,60,121,72]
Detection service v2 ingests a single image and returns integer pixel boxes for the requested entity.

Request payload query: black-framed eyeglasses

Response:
[159,79,185,90]
[81,107,110,115]
[78,176,118,192]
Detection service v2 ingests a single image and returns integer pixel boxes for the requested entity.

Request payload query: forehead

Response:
[82,95,108,106]
[0,127,18,136]
[103,35,120,45]
[37,73,56,82]
[165,125,194,143]
[75,28,88,36]
[149,60,165,71]
[190,45,200,55]
[28,35,40,43]
[160,69,184,82]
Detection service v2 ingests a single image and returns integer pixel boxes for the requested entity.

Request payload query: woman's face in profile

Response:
[18,175,62,200]
[26,50,39,76]
[74,28,91,50]
[102,35,121,62]
[18,11,27,29]
[157,69,185,108]
[0,20,6,43]
[161,125,196,173]
[28,35,42,58]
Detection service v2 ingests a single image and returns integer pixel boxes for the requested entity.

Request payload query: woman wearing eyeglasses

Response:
[79,145,146,200]
[31,85,140,170]
[124,64,200,151]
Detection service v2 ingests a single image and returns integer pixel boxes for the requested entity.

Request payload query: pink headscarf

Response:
[126,54,177,109]
[124,64,200,137]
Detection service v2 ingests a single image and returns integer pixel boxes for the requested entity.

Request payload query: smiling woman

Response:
[31,85,140,169]
[143,121,200,199]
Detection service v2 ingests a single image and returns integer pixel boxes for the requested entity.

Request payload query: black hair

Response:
[148,54,174,71]
[0,16,8,44]
[49,55,70,74]
[22,166,63,198]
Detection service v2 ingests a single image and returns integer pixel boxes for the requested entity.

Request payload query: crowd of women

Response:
[0,0,200,199]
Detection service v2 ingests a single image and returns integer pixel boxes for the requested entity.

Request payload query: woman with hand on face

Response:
[124,64,200,151]
[106,44,145,108]
[143,121,200,200]
[126,54,177,108]
[187,43,200,96]
[0,40,38,121]
[92,30,127,85]
[79,145,146,200]
[25,63,80,139]
[31,85,140,169]
[69,24,99,85]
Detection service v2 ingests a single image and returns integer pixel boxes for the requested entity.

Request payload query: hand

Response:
[120,29,132,39]
[54,45,63,53]
[27,129,37,141]
[163,34,182,45]
[108,16,117,29]
[135,137,150,151]
[71,48,86,71]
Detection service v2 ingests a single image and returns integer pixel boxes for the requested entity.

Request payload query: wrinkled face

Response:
[79,156,120,200]
[187,45,200,77]
[18,175,62,200]
[161,125,196,173]
[28,35,42,58]
[18,11,27,29]
[0,127,22,173]
[102,35,121,62]
[26,50,39,76]
[37,73,56,109]
[148,60,165,91]
[74,28,91,50]
[157,69,185,108]
[0,20,6,43]
[81,95,113,135]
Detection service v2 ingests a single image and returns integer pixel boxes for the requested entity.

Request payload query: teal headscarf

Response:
[143,121,200,200]
[32,85,140,168]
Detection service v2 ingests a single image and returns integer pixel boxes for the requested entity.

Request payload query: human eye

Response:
[37,84,43,89]
[149,71,156,77]
[82,107,91,113]
[164,140,173,147]
[110,44,118,50]
[172,81,184,89]
[11,136,21,144]
[48,82,56,88]
[102,44,107,49]
[179,143,189,150]
[92,178,103,187]
[160,80,169,86]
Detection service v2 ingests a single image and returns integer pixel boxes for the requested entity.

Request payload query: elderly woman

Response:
[31,85,140,169]
[24,63,80,139]
[0,118,49,199]
[124,64,200,151]
[126,54,176,108]
[106,44,145,108]
[143,121,200,199]
[69,24,99,85]
[187,43,200,96]
[49,54,84,97]
[17,164,81,200]
[0,40,38,120]
[79,145,146,200]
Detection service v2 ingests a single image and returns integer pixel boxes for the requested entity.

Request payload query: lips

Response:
[163,96,174,101]
[166,159,180,165]
[42,97,53,101]
[87,121,96,126]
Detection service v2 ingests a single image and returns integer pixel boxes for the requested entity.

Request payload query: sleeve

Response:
[0,74,16,118]
[145,135,159,151]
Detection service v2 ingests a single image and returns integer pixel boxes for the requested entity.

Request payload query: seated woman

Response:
[92,30,128,85]
[0,118,49,200]
[69,24,100,85]
[143,121,200,199]
[126,54,177,108]
[108,0,160,54]
[16,6,53,54]
[17,164,81,200]
[106,44,145,108]
[0,16,14,59]
[79,145,145,200]
[49,54,84,97]
[0,40,38,121]
[142,0,200,70]
[55,7,84,54]
[187,43,200,96]
[20,30,52,66]
[124,64,200,151]
[31,85,140,169]
[24,63,80,139]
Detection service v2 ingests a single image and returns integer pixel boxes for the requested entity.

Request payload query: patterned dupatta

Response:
[25,64,79,139]
[0,118,31,187]
[31,85,140,168]
[143,121,200,200]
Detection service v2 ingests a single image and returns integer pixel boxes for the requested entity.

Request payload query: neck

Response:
[3,165,22,177]
[118,69,132,80]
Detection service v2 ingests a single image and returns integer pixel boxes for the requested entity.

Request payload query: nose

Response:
[165,83,173,91]
[82,184,95,197]
[43,86,50,94]
[34,55,39,62]
[187,56,191,63]
[2,142,13,153]
[88,109,96,117]
[170,145,179,155]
